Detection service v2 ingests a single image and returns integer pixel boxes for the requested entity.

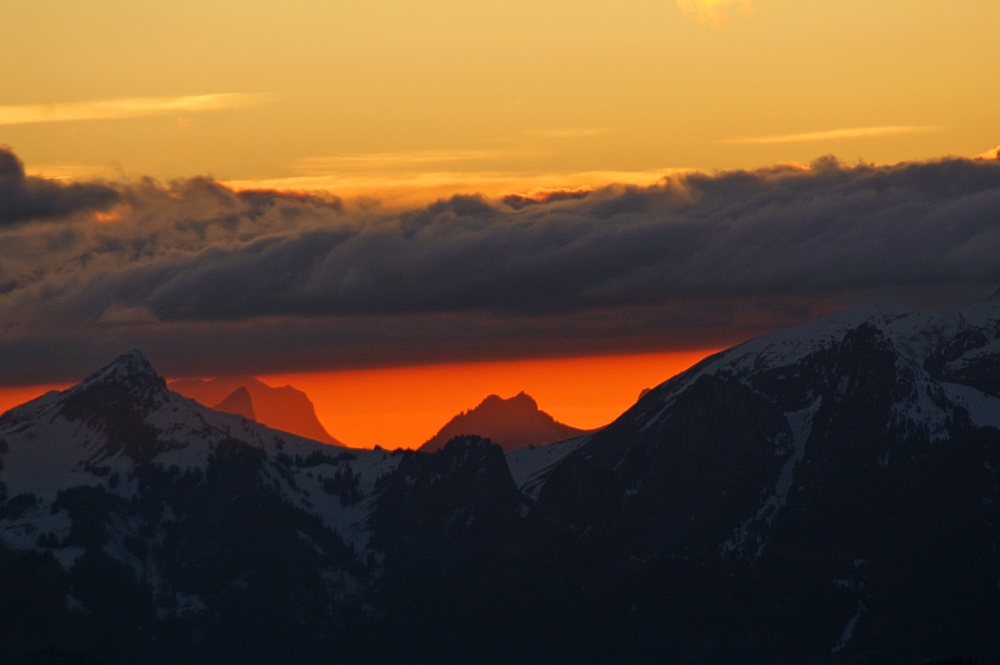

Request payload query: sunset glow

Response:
[0,351,714,450]
[4,1,1000,661]
[4,1,997,185]
[259,350,716,449]
[3,0,999,448]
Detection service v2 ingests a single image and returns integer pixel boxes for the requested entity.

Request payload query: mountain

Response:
[0,351,519,664]
[517,302,1000,664]
[0,350,385,664]
[4,298,1000,664]
[419,392,587,453]
[168,376,341,445]
[211,386,255,420]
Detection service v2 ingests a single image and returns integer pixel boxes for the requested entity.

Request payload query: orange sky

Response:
[259,350,715,449]
[0,350,715,450]
[3,1,997,449]
[5,1,999,191]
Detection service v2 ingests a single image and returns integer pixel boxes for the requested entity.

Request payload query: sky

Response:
[1,1,999,446]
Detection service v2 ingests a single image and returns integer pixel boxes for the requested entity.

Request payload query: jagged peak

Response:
[213,386,256,420]
[77,349,166,391]
[476,391,538,410]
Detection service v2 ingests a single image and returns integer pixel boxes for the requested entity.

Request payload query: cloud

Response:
[0,93,266,127]
[0,147,119,225]
[719,125,944,145]
[676,0,756,27]
[223,169,678,208]
[3,149,1000,383]
[976,145,1000,161]
[501,186,593,210]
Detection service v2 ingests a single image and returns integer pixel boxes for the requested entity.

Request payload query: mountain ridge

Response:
[2,304,999,664]
[168,375,341,445]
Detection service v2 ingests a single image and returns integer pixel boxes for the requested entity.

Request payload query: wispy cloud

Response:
[676,0,756,27]
[718,125,944,146]
[0,93,266,127]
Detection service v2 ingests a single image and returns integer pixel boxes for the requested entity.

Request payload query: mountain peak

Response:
[168,376,342,445]
[478,391,537,412]
[213,386,257,420]
[420,392,586,453]
[78,349,166,391]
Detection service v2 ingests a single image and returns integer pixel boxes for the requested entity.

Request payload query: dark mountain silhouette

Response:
[4,298,1000,665]
[419,392,586,453]
[169,376,341,445]
[212,386,256,420]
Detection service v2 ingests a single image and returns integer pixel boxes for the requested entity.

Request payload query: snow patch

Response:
[831,601,863,653]
[721,398,820,557]
[157,592,208,619]
[506,435,588,501]
[942,382,1000,430]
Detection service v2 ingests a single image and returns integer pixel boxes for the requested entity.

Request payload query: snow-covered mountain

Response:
[0,351,527,664]
[521,301,1000,663]
[4,299,1000,664]
[419,392,587,453]
[0,351,401,663]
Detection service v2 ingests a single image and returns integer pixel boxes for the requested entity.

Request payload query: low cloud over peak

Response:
[2,147,1000,383]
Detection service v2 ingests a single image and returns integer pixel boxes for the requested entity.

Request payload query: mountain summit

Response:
[76,348,165,392]
[213,386,256,420]
[419,391,586,453]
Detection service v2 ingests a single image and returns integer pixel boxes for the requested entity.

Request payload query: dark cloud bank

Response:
[0,149,118,226]
[2,146,1000,383]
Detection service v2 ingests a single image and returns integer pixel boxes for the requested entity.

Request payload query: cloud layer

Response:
[2,146,1000,383]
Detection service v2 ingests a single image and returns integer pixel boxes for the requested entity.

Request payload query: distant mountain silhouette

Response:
[419,392,586,453]
[212,386,256,421]
[169,376,341,445]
